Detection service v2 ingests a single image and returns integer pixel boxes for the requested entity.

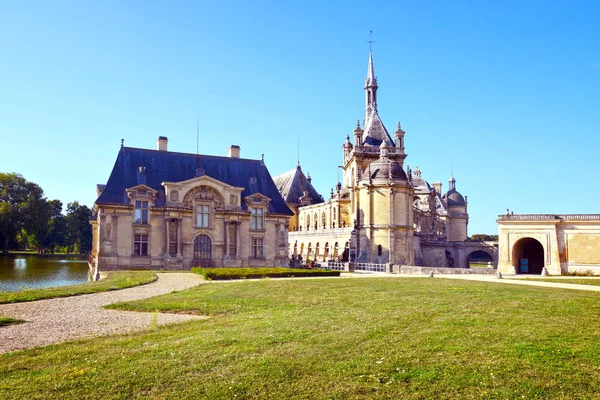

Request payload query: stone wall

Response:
[497,214,600,275]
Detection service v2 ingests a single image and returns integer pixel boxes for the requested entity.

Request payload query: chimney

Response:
[432,182,442,194]
[228,145,240,158]
[157,136,168,151]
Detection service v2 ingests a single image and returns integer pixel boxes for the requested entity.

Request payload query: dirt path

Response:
[0,272,205,354]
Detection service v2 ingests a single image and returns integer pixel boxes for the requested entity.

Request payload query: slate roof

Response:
[362,111,395,147]
[272,165,323,205]
[95,147,293,215]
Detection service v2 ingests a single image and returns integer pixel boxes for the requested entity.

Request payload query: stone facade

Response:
[277,49,483,268]
[91,141,292,271]
[497,214,600,275]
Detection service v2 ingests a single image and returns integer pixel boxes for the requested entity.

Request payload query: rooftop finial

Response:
[368,30,374,52]
[121,138,124,148]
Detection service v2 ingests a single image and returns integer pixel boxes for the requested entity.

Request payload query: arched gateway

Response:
[193,234,212,267]
[512,237,544,274]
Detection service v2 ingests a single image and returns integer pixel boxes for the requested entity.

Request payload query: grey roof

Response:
[362,111,395,147]
[443,189,466,207]
[272,165,323,205]
[361,156,407,181]
[95,146,293,215]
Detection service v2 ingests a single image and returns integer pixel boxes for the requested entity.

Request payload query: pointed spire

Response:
[367,50,376,85]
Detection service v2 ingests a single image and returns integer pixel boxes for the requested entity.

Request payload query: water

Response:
[0,255,90,292]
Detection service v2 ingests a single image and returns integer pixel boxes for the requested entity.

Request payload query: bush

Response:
[191,267,340,280]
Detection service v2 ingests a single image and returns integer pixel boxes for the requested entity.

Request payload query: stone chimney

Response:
[157,136,168,151]
[432,182,442,194]
[228,145,240,158]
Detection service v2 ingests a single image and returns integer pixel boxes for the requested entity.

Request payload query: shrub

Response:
[191,267,340,280]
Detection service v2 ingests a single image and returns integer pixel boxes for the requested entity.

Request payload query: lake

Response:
[0,255,90,292]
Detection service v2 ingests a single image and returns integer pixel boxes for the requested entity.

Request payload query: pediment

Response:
[126,184,158,201]
[163,175,237,191]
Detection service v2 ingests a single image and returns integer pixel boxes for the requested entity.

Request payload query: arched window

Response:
[314,213,318,230]
[307,243,312,259]
[306,215,311,231]
[378,245,383,256]
[333,242,339,259]
[300,243,304,256]
[321,212,326,229]
[324,242,329,261]
[315,243,320,260]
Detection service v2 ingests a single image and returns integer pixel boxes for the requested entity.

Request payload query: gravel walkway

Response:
[0,272,206,354]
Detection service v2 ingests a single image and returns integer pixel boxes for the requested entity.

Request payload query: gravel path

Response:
[0,272,206,354]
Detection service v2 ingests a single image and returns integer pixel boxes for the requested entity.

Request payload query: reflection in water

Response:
[0,255,89,292]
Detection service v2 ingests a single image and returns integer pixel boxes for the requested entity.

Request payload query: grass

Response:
[0,271,157,304]
[0,317,24,327]
[3,278,600,399]
[512,277,600,287]
[192,267,340,280]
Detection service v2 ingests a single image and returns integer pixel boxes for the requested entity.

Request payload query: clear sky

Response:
[1,0,598,234]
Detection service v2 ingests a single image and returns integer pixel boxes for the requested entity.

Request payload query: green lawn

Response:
[2,278,600,399]
[0,271,157,304]
[511,277,600,287]
[0,316,24,327]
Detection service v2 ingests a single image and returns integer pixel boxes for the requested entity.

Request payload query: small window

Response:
[196,205,210,228]
[134,234,148,256]
[135,201,149,224]
[252,237,264,258]
[251,208,263,230]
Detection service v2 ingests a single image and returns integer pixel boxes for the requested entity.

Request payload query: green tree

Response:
[0,173,46,254]
[468,234,499,242]
[65,201,92,254]
[29,200,66,253]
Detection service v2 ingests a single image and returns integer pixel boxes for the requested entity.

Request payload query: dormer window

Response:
[251,208,264,230]
[135,200,149,224]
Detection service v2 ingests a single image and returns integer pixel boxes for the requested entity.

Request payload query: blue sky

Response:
[1,0,598,234]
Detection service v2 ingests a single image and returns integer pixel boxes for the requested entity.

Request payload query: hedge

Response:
[191,267,341,280]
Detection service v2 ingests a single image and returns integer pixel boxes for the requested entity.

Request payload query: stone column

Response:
[165,217,170,256]
[177,217,183,257]
[236,221,241,258]
[274,222,280,256]
[111,214,118,255]
[99,212,107,254]
[224,221,230,262]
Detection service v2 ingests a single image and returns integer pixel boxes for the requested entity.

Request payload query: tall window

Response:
[135,201,149,224]
[251,208,263,230]
[252,237,264,258]
[196,205,209,228]
[228,224,237,256]
[134,234,148,256]
[169,220,177,256]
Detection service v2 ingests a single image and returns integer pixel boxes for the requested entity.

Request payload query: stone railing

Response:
[290,227,354,236]
[326,261,349,271]
[354,262,387,273]
[498,214,600,222]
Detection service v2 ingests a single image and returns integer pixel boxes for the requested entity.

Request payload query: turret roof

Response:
[272,165,323,205]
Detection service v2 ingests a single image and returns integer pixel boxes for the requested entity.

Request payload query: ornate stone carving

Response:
[170,190,179,202]
[183,186,224,207]
[230,194,237,205]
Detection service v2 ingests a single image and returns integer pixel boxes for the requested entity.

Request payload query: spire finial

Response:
[368,30,374,52]
[121,138,124,148]
[297,136,300,167]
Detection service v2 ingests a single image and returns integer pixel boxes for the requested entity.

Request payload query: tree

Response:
[65,201,92,254]
[468,234,499,242]
[0,173,46,254]
[29,199,66,253]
